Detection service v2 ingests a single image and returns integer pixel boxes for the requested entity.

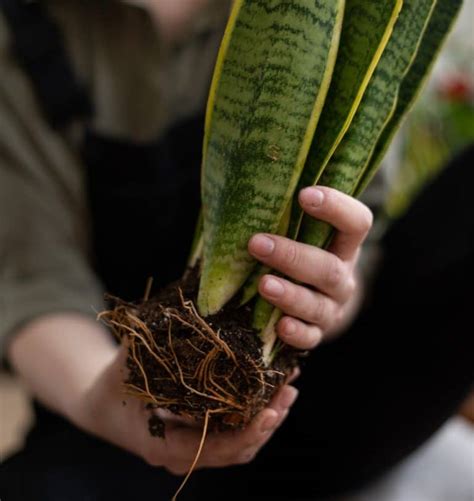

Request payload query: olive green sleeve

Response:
[0,16,104,361]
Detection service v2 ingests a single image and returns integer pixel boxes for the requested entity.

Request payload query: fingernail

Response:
[250,235,275,257]
[300,187,324,208]
[263,277,284,297]
[260,413,278,433]
[280,386,299,410]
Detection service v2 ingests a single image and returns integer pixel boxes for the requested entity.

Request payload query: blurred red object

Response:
[437,72,473,102]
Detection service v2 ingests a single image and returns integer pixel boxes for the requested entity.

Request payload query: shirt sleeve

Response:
[0,16,104,360]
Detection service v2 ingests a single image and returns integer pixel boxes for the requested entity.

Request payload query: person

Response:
[0,1,472,500]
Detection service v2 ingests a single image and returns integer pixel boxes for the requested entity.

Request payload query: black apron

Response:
[83,119,202,300]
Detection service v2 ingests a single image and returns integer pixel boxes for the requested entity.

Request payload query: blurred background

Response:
[382,0,474,220]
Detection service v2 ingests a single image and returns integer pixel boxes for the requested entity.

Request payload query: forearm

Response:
[6,313,298,473]
[7,313,117,423]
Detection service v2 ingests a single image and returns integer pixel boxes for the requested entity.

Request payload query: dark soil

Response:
[101,269,299,435]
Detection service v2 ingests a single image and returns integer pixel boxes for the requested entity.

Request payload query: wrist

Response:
[7,313,117,423]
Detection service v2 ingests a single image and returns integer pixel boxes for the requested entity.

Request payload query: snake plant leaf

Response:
[355,0,464,196]
[242,0,403,311]
[198,0,345,316]
[288,0,403,239]
[239,199,292,306]
[298,0,438,249]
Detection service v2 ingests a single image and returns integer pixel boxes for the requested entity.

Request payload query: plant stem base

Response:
[100,269,299,435]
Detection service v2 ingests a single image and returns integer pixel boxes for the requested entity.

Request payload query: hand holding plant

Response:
[103,0,462,439]
[249,186,372,350]
[78,344,298,476]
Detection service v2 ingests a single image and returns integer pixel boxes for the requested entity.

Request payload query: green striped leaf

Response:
[355,0,464,196]
[298,0,437,249]
[243,0,403,312]
[239,200,292,306]
[198,0,345,316]
[288,0,403,238]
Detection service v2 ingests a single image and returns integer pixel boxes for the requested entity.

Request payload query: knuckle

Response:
[242,438,256,450]
[283,241,299,268]
[279,281,297,308]
[166,464,188,476]
[143,448,162,467]
[358,206,374,234]
[331,307,344,330]
[346,277,357,297]
[237,450,257,464]
[213,452,234,467]
[311,297,327,325]
[339,276,357,302]
[324,257,345,290]
[306,327,322,349]
[280,316,295,336]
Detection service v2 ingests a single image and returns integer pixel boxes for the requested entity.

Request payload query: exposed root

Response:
[171,410,210,501]
[97,271,301,501]
[99,277,293,432]
[143,276,154,302]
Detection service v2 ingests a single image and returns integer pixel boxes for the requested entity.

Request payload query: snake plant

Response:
[189,0,462,359]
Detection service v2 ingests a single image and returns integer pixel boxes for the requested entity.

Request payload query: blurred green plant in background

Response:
[385,2,474,218]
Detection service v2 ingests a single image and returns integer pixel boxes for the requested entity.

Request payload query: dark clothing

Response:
[0,0,229,357]
[83,116,203,300]
[2,144,473,500]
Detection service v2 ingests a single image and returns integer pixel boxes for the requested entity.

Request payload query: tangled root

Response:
[99,285,288,433]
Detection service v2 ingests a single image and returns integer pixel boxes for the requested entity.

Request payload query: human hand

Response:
[78,344,299,475]
[248,186,373,350]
